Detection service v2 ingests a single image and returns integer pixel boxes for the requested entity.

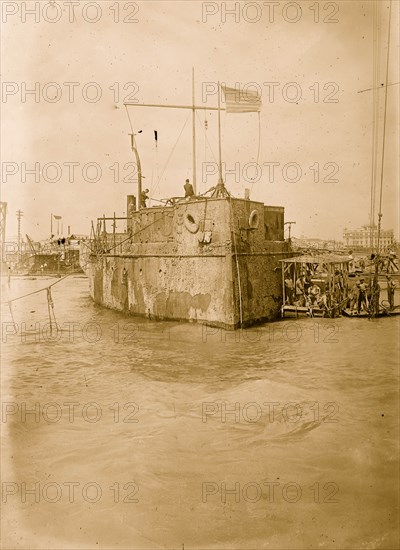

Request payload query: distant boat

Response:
[25,234,83,275]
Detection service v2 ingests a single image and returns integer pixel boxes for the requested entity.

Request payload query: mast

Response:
[369,0,380,254]
[372,0,392,317]
[192,68,197,194]
[124,74,227,198]
[376,0,392,254]
[217,81,223,184]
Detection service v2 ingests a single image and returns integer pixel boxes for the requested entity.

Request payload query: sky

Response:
[1,0,399,241]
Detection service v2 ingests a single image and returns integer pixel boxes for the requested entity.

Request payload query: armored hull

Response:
[81,196,290,329]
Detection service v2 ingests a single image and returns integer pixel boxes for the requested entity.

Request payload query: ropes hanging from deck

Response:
[1,271,75,335]
[1,273,72,306]
[46,287,58,334]
[229,197,243,328]
[151,113,191,199]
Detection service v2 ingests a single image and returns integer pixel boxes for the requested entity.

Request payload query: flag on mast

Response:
[53,215,62,220]
[221,85,262,113]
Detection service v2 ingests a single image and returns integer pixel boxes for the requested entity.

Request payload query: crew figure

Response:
[308,283,321,306]
[357,278,368,314]
[139,188,149,208]
[347,281,358,311]
[386,275,396,310]
[348,250,355,275]
[371,280,381,315]
[333,270,344,302]
[318,291,328,310]
[388,251,397,273]
[295,275,306,306]
[284,276,294,304]
[184,179,195,198]
[304,271,312,295]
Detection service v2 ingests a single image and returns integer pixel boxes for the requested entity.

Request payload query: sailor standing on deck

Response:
[386,275,396,310]
[357,278,368,313]
[371,279,381,315]
[284,276,294,304]
[308,283,321,306]
[348,280,358,311]
[139,189,149,209]
[304,271,312,295]
[333,270,344,302]
[295,275,306,306]
[184,179,195,199]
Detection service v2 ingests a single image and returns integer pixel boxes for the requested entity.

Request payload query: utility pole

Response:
[16,209,23,262]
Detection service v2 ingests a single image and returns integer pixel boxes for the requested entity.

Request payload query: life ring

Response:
[249,210,259,229]
[184,212,199,234]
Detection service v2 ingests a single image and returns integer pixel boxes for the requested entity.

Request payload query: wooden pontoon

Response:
[280,255,349,318]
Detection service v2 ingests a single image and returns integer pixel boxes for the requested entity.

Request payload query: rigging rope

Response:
[124,104,134,135]
[1,273,72,305]
[250,112,262,193]
[151,113,191,198]
[229,198,243,328]
[196,110,218,195]
[94,208,170,256]
[196,110,217,163]
[8,301,16,326]
[46,287,58,334]
[2,268,74,333]
[369,0,382,252]
[377,0,392,253]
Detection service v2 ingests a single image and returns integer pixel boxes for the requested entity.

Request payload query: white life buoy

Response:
[184,212,199,234]
[249,210,259,229]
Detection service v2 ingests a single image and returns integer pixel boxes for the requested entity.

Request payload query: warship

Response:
[80,77,291,329]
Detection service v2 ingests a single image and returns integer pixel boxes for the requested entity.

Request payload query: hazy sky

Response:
[2,0,399,241]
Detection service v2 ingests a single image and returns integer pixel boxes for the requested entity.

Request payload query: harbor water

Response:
[1,275,399,549]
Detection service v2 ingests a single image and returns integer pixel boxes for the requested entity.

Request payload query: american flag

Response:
[221,85,262,113]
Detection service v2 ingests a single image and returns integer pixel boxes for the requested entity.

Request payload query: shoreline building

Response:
[292,236,343,251]
[343,225,394,250]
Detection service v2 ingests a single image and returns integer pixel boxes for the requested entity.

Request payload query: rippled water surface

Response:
[1,275,399,549]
